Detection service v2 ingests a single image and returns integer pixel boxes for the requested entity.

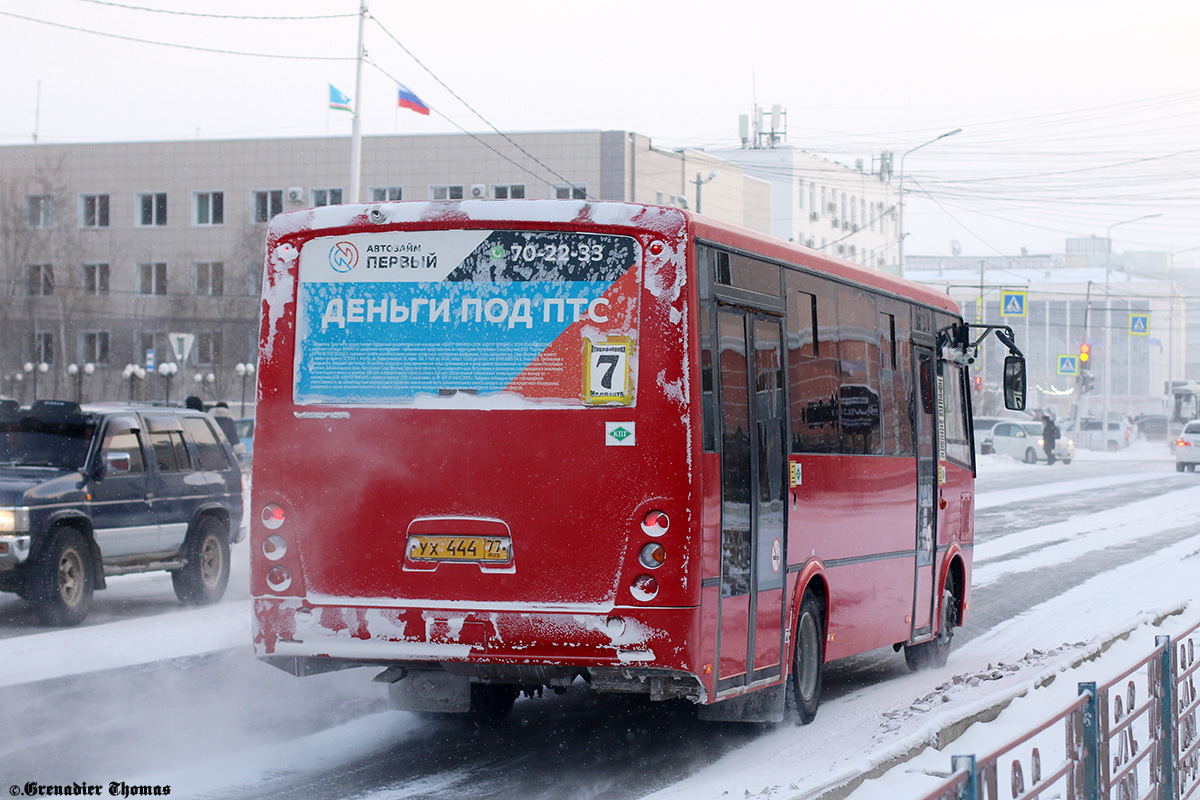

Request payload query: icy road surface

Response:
[1,442,1198,800]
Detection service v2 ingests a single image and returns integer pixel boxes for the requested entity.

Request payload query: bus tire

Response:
[28,527,94,627]
[172,516,230,606]
[467,684,519,722]
[786,591,824,725]
[905,585,959,671]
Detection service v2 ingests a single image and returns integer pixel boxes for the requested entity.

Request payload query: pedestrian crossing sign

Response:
[1129,314,1149,335]
[1000,290,1027,317]
[1057,355,1077,375]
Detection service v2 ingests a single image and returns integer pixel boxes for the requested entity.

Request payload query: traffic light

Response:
[1080,369,1095,393]
[1079,341,1091,365]
[974,375,983,391]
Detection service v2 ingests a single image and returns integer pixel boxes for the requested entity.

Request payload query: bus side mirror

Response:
[1003,356,1026,411]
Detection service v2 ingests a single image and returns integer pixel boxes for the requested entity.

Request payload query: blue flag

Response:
[329,84,352,112]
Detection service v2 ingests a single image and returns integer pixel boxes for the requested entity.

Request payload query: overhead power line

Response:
[66,0,354,20]
[0,9,354,60]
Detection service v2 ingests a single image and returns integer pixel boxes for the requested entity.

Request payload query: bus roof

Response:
[264,199,959,317]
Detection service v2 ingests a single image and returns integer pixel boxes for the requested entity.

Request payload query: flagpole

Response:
[349,0,367,204]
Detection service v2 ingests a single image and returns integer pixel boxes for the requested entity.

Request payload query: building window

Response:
[25,264,53,296]
[492,184,525,199]
[797,179,804,209]
[370,186,403,202]
[80,194,110,228]
[196,331,222,365]
[553,184,587,200]
[138,262,167,295]
[252,190,283,222]
[82,263,110,295]
[81,331,111,364]
[194,191,224,226]
[31,332,55,365]
[430,185,464,200]
[137,192,168,226]
[26,195,54,228]
[194,262,224,296]
[312,188,343,207]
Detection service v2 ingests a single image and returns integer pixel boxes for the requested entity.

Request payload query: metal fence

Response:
[914,618,1200,800]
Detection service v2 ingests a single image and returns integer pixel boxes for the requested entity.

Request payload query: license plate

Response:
[407,535,512,563]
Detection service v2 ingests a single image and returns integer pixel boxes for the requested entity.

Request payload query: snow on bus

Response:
[250,199,1026,723]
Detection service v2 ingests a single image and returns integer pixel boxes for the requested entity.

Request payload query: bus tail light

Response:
[641,510,669,536]
[638,543,666,569]
[262,534,287,561]
[262,503,286,529]
[266,565,293,592]
[630,574,659,601]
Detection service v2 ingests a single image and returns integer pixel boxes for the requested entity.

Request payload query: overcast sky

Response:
[2,0,1197,262]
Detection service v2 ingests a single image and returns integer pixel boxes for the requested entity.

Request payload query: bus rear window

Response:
[294,229,641,407]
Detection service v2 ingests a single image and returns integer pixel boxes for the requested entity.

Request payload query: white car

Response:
[1060,417,1130,451]
[986,421,1075,464]
[1175,421,1200,472]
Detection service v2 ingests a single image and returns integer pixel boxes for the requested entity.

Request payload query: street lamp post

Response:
[193,371,215,400]
[122,364,146,403]
[897,128,961,279]
[67,363,95,404]
[692,170,718,215]
[158,362,179,405]
[235,363,256,416]
[23,361,49,401]
[1101,213,1162,447]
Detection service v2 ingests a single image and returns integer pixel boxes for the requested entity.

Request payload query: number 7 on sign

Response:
[582,337,634,406]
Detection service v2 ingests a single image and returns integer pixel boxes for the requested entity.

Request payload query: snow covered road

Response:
[2,443,1198,800]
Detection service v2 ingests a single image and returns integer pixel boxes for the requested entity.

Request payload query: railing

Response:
[913,619,1200,800]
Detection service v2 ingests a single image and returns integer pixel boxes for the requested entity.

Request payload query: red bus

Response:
[251,200,1025,723]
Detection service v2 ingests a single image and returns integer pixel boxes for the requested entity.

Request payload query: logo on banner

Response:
[1000,291,1027,317]
[329,241,359,273]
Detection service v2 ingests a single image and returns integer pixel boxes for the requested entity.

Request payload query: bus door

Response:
[716,308,787,691]
[911,344,938,637]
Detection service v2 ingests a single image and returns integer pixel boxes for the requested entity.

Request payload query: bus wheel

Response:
[467,684,519,722]
[787,592,824,725]
[173,516,230,605]
[905,586,959,671]
[28,527,94,627]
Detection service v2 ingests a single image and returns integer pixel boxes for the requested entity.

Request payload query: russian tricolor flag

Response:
[397,82,430,116]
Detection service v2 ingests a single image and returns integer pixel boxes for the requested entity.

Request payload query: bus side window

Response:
[837,286,882,455]
[785,273,840,454]
[700,306,716,452]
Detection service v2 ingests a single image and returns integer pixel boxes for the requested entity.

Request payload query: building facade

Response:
[710,143,898,272]
[907,247,1184,419]
[0,131,771,403]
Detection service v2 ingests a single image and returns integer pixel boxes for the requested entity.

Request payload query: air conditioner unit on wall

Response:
[287,187,303,203]
[810,211,820,222]
[470,184,487,199]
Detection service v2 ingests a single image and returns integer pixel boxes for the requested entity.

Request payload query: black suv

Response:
[0,399,244,625]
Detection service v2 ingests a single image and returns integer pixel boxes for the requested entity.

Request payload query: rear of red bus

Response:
[251,201,709,715]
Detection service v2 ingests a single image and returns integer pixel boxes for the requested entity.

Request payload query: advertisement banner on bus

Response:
[294,230,641,406]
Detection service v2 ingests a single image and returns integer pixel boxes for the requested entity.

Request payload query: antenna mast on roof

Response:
[739,104,787,150]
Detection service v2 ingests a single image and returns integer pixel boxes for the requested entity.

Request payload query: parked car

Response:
[1135,414,1169,441]
[975,416,1031,454]
[1175,421,1200,472]
[0,400,244,625]
[1061,417,1130,451]
[984,420,1075,464]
